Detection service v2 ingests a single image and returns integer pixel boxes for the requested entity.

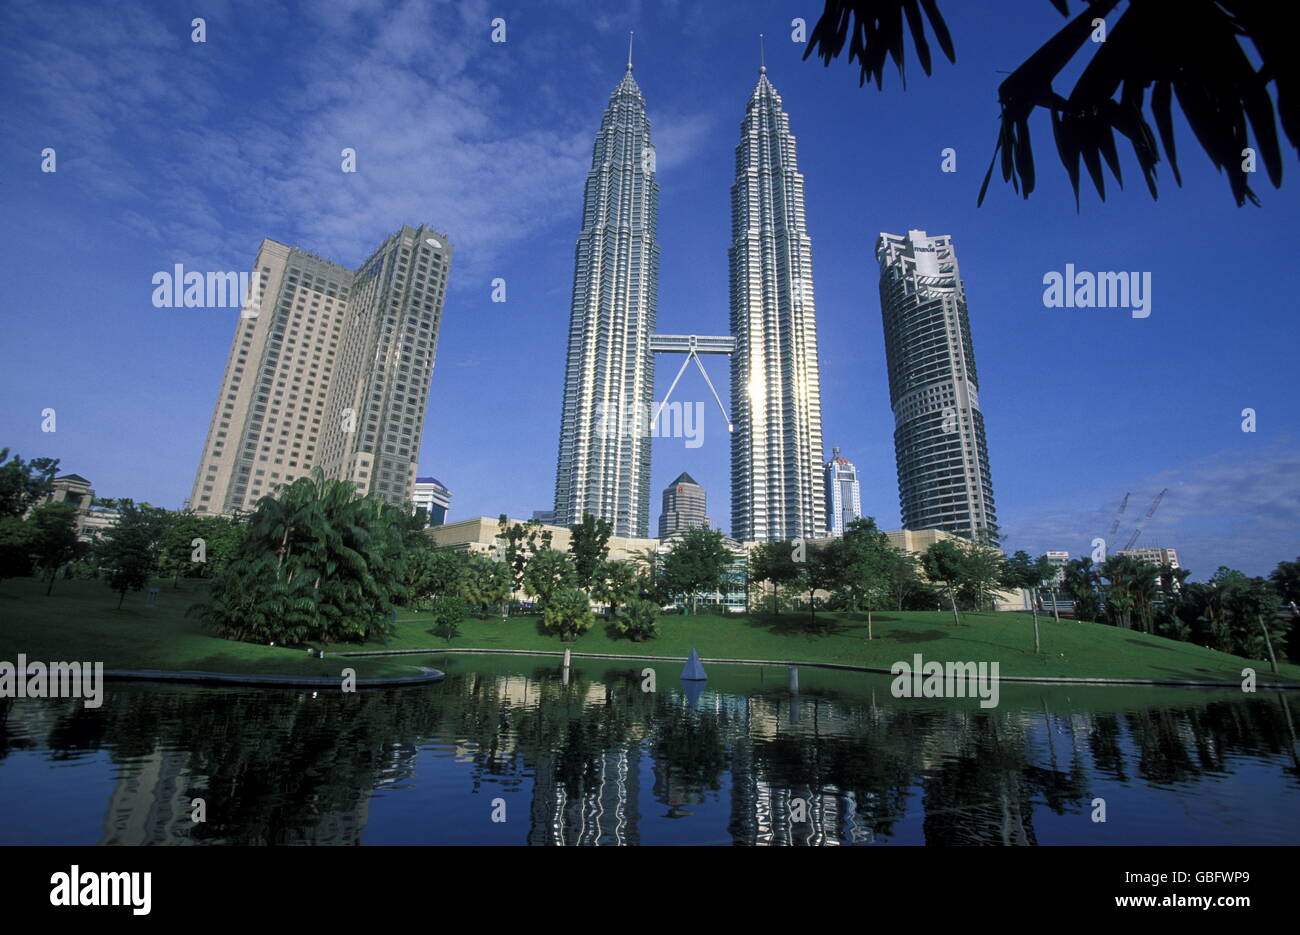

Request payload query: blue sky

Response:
[2,0,1297,579]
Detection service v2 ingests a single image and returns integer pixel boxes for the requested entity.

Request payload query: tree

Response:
[922,539,967,626]
[628,546,664,603]
[804,0,1300,209]
[26,502,82,595]
[614,597,661,642]
[955,538,1005,612]
[568,513,612,590]
[497,514,551,596]
[1271,557,1300,661]
[591,559,638,620]
[1062,556,1102,621]
[1270,557,1300,606]
[660,528,731,615]
[189,472,408,643]
[749,541,800,616]
[524,549,576,609]
[0,515,35,582]
[542,586,595,642]
[97,500,167,609]
[460,552,511,618]
[406,547,467,610]
[1001,550,1055,653]
[836,518,908,638]
[794,541,840,631]
[157,511,196,587]
[1206,567,1288,668]
[1098,554,1152,629]
[429,595,469,644]
[0,448,60,518]
[882,548,923,611]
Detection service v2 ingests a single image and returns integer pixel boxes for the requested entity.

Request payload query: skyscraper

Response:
[552,56,660,537]
[823,447,862,536]
[658,471,710,538]
[190,225,450,514]
[729,66,827,542]
[412,476,451,526]
[876,230,997,539]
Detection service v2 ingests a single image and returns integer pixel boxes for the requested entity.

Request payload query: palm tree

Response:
[629,546,662,600]
[804,1,1298,208]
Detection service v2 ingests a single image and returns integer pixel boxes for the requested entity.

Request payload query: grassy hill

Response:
[0,578,413,679]
[345,603,1300,686]
[2,577,1296,686]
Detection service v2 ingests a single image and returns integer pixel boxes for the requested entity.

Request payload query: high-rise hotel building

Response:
[658,472,710,538]
[190,226,450,514]
[552,60,660,537]
[876,230,997,539]
[729,66,827,541]
[823,447,863,536]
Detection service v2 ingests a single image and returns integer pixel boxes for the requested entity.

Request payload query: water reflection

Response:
[0,657,1297,846]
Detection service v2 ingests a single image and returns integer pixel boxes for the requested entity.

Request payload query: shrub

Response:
[541,586,595,642]
[614,598,660,642]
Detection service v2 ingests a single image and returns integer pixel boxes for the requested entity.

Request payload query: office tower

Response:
[823,447,863,536]
[412,476,451,526]
[658,471,710,538]
[876,230,997,540]
[729,65,827,542]
[551,56,660,538]
[190,225,450,514]
[1044,550,1070,585]
[1116,547,1180,570]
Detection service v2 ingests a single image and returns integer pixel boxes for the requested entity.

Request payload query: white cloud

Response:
[3,0,596,277]
[1001,441,1300,578]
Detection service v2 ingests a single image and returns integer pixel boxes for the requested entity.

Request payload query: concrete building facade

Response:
[877,230,997,540]
[658,472,710,538]
[190,226,450,514]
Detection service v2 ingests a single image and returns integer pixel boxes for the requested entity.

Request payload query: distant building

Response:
[531,510,557,525]
[39,474,118,541]
[823,447,862,536]
[658,472,710,538]
[1044,550,1070,585]
[1117,547,1180,570]
[411,477,451,526]
[1117,547,1181,591]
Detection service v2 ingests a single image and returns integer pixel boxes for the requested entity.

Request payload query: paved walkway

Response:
[102,666,443,688]
[329,647,1300,690]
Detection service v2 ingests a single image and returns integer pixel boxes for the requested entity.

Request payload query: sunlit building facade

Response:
[729,67,827,542]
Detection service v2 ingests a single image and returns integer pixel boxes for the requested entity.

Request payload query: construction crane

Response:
[1108,492,1131,538]
[1122,488,1168,551]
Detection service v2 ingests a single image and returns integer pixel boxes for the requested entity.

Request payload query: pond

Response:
[1,654,1297,845]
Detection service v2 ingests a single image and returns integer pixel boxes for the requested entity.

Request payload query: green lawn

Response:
[0,577,415,679]
[333,604,1300,685]
[3,576,1296,686]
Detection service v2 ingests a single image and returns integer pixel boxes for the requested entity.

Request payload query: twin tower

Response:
[552,59,826,541]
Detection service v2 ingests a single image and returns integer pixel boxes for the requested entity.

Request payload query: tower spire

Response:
[627,30,634,71]
[759,33,766,73]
